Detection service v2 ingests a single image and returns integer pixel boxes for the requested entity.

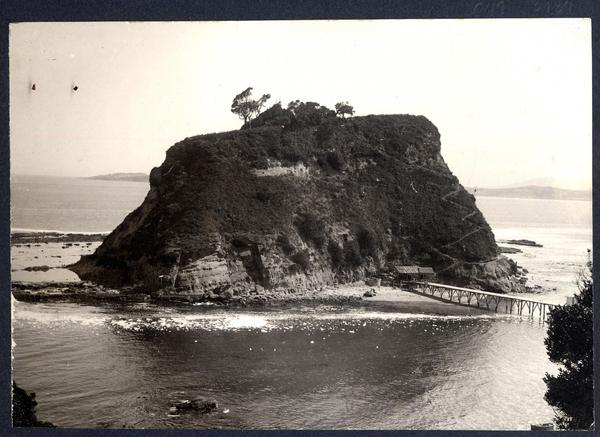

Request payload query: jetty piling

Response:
[408,282,556,322]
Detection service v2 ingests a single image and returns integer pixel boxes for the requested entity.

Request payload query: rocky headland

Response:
[69,102,526,299]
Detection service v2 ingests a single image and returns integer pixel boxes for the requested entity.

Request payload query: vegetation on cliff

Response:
[544,255,594,430]
[12,382,54,427]
[231,87,271,126]
[334,101,355,119]
[71,101,521,295]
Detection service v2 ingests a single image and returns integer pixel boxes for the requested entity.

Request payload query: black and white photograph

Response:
[8,18,593,430]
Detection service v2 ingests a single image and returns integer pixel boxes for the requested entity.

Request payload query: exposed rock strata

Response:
[71,105,525,294]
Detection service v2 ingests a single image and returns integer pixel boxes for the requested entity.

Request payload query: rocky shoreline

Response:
[12,231,107,245]
[11,280,364,307]
[11,231,543,307]
[12,276,549,311]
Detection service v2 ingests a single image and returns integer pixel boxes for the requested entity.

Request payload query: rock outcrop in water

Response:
[71,102,525,295]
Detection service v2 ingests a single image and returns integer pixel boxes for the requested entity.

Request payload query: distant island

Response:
[467,186,591,202]
[87,173,148,182]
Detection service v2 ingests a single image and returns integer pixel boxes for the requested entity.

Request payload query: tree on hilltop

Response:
[335,101,355,119]
[543,250,594,430]
[286,101,336,128]
[231,87,271,126]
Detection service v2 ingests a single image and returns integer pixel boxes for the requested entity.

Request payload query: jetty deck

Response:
[407,282,558,322]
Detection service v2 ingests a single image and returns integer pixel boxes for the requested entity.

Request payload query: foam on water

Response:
[226,314,270,329]
[105,309,510,333]
[14,295,514,335]
[14,307,107,328]
[12,299,108,328]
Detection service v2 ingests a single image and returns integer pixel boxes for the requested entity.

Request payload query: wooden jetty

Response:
[408,282,558,322]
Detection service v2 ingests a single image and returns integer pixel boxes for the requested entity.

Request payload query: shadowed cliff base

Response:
[71,104,526,297]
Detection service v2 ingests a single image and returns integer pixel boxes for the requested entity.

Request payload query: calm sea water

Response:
[11,174,149,233]
[475,196,592,304]
[10,176,593,429]
[13,301,556,430]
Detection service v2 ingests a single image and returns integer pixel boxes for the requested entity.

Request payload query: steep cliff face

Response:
[71,104,523,294]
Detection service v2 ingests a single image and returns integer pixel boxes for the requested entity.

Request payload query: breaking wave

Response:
[105,309,510,333]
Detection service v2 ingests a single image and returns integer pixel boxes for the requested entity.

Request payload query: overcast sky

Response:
[9,19,591,189]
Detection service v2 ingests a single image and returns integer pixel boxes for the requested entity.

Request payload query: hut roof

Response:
[418,267,435,274]
[394,265,420,274]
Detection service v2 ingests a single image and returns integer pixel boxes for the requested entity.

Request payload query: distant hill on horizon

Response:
[87,172,148,183]
[467,185,591,201]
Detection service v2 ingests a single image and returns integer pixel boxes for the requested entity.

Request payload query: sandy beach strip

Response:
[315,283,488,316]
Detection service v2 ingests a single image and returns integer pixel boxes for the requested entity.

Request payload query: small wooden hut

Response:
[417,266,436,281]
[392,265,436,284]
[393,265,421,281]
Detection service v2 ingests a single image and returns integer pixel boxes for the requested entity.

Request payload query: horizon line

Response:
[9,172,592,192]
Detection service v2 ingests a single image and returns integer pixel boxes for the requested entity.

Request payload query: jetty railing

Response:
[407,282,558,322]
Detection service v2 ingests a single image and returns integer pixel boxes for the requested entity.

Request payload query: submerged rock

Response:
[530,423,554,431]
[173,398,218,413]
[70,107,523,294]
[363,289,377,297]
[23,265,52,272]
[498,246,522,254]
[500,239,543,248]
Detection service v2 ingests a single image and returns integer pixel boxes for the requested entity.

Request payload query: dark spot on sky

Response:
[31,84,36,90]
[73,86,78,91]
